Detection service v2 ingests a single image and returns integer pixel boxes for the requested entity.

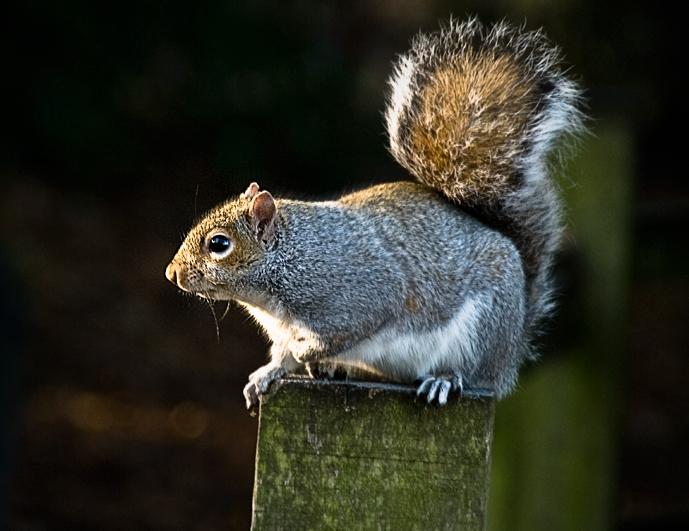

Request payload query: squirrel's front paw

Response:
[243,363,286,409]
[416,373,464,406]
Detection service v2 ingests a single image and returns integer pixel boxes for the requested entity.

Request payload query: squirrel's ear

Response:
[249,191,276,243]
[242,182,260,199]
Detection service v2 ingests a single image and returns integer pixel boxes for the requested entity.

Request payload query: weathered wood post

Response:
[251,376,495,530]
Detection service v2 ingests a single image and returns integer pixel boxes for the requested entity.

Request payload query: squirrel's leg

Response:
[415,373,464,406]
[243,346,299,409]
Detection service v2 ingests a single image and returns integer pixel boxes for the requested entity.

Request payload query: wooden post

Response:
[251,377,495,530]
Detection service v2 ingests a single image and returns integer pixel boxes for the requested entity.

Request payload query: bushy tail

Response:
[385,18,584,343]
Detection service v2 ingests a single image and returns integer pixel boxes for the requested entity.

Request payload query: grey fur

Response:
[165,18,584,407]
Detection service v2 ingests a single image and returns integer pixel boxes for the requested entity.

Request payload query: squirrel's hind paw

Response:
[416,374,464,406]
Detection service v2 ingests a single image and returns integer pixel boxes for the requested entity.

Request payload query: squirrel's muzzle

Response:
[164,261,203,294]
[165,262,179,286]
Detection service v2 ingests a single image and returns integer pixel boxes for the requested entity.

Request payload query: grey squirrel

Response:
[165,18,584,408]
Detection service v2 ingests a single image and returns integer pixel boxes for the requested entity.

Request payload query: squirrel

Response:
[165,18,584,408]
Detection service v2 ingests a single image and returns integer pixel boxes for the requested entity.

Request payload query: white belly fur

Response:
[336,297,484,381]
[239,296,485,381]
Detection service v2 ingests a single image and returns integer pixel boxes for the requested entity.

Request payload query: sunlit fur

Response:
[167,18,584,404]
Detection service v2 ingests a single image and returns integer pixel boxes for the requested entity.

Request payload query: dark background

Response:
[1,1,686,530]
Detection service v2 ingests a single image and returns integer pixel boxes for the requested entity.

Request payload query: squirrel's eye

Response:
[207,234,233,259]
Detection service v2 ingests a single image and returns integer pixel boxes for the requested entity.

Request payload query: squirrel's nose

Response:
[165,263,178,285]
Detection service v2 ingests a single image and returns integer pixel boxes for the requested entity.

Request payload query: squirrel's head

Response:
[165,182,277,301]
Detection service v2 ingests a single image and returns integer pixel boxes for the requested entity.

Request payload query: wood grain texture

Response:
[251,377,495,530]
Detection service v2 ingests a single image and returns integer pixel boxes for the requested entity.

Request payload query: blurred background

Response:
[1,1,686,529]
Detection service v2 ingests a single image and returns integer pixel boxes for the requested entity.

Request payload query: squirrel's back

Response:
[385,18,584,347]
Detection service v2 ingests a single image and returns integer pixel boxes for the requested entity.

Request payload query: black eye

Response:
[207,234,233,258]
[209,235,230,252]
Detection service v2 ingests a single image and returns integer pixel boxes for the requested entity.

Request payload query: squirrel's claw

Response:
[242,380,260,410]
[243,363,286,410]
[416,374,463,406]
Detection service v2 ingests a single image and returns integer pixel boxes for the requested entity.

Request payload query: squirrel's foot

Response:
[243,363,287,409]
[415,373,463,406]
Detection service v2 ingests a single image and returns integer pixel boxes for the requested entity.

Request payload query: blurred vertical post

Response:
[488,123,633,531]
[251,378,495,530]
